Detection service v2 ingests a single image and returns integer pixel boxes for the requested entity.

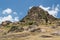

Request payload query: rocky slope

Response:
[20,6,57,25]
[0,6,60,40]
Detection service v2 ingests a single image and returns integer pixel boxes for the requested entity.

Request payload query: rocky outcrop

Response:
[1,21,12,26]
[51,30,60,36]
[20,6,57,25]
[7,26,24,33]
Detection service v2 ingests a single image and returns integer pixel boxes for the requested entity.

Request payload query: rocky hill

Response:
[20,6,57,25]
[1,6,58,26]
[0,6,60,40]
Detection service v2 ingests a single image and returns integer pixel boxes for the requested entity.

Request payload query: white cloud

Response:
[0,15,19,24]
[2,15,13,22]
[48,4,59,17]
[2,8,12,14]
[29,5,60,17]
[0,15,12,24]
[0,8,19,24]
[13,12,17,15]
[39,5,50,11]
[29,6,33,9]
[39,4,60,17]
[14,17,19,22]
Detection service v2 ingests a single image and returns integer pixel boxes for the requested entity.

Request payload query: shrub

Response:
[8,26,18,33]
[29,22,33,25]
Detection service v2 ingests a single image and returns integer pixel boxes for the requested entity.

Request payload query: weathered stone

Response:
[56,22,60,26]
[24,25,41,32]
[1,21,12,26]
[30,28,41,32]
[7,26,24,33]
[16,27,24,32]
[51,30,60,36]
[26,25,37,31]
[50,26,57,29]
[40,28,46,33]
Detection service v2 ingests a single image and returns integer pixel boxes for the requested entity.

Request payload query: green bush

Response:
[8,26,18,33]
[29,22,33,25]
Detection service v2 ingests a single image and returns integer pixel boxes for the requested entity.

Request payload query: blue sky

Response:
[0,0,60,23]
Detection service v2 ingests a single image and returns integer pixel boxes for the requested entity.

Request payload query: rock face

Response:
[20,6,57,25]
[26,25,41,32]
[1,21,12,26]
[51,30,60,36]
[7,26,24,33]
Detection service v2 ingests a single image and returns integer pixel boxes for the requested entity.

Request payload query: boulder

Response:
[30,28,41,32]
[25,25,41,32]
[51,30,60,36]
[16,27,24,32]
[7,26,24,33]
[1,21,12,26]
[40,28,46,33]
[50,26,57,29]
[26,25,37,31]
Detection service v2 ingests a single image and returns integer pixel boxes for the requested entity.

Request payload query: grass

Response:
[0,22,60,40]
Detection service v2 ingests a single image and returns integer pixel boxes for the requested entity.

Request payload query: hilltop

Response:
[20,6,58,25]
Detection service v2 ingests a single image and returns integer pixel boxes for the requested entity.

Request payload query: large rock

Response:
[51,30,60,36]
[25,25,41,32]
[40,28,47,33]
[50,26,57,29]
[1,21,12,26]
[26,25,37,31]
[30,28,41,32]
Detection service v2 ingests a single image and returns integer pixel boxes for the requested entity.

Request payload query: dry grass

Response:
[0,25,60,40]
